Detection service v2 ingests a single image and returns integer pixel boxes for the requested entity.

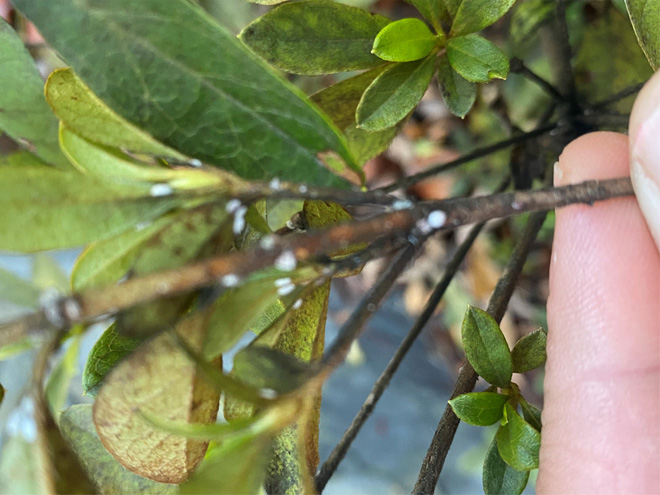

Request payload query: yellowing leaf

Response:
[0,166,179,252]
[93,314,221,483]
[46,69,186,160]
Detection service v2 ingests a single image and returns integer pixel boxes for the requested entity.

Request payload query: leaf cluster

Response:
[449,306,547,494]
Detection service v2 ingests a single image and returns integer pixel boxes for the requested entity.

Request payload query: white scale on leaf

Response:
[149,183,174,197]
[277,283,296,296]
[274,277,292,287]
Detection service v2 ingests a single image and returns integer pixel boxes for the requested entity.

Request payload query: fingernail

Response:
[553,160,564,186]
[631,104,660,248]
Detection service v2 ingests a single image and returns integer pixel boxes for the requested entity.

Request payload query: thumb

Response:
[630,70,660,251]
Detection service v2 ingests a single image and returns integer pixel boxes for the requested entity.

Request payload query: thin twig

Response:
[0,177,633,346]
[590,82,646,110]
[315,221,485,492]
[578,112,630,128]
[412,211,548,495]
[378,123,559,193]
[553,0,579,112]
[510,58,563,100]
[320,242,421,372]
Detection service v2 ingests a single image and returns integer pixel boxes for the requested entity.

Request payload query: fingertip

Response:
[539,132,660,494]
[555,132,629,186]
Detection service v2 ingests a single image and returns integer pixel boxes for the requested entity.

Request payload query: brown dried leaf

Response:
[93,313,220,483]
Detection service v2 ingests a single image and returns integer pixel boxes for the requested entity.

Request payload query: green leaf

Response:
[32,253,69,292]
[625,0,660,69]
[266,199,305,231]
[0,166,179,252]
[202,266,318,360]
[519,398,542,432]
[445,0,462,18]
[239,0,391,75]
[483,434,530,495]
[461,306,513,387]
[266,280,331,493]
[71,215,178,291]
[450,0,516,37]
[356,53,437,131]
[0,340,36,361]
[0,19,69,169]
[233,347,312,395]
[0,421,53,495]
[496,403,541,471]
[511,328,547,373]
[59,126,184,184]
[181,427,274,495]
[509,0,554,46]
[14,0,361,188]
[116,203,232,337]
[93,314,221,483]
[311,67,403,165]
[46,69,186,160]
[372,18,438,62]
[0,267,40,309]
[0,150,50,168]
[141,410,260,441]
[309,70,392,135]
[243,0,288,4]
[447,34,510,83]
[82,323,143,396]
[45,334,81,415]
[60,127,239,196]
[60,404,177,494]
[449,392,509,426]
[403,0,447,31]
[437,54,477,118]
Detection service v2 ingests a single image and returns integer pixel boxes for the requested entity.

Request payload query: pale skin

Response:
[538,71,660,493]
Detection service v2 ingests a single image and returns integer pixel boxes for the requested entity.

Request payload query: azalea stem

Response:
[320,242,420,373]
[590,81,646,110]
[412,211,548,495]
[0,177,633,346]
[553,0,579,112]
[378,122,559,193]
[510,58,563,100]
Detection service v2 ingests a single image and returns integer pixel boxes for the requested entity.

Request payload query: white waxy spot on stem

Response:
[221,274,240,287]
[427,210,447,229]
[232,206,248,235]
[274,250,297,271]
[226,199,242,214]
